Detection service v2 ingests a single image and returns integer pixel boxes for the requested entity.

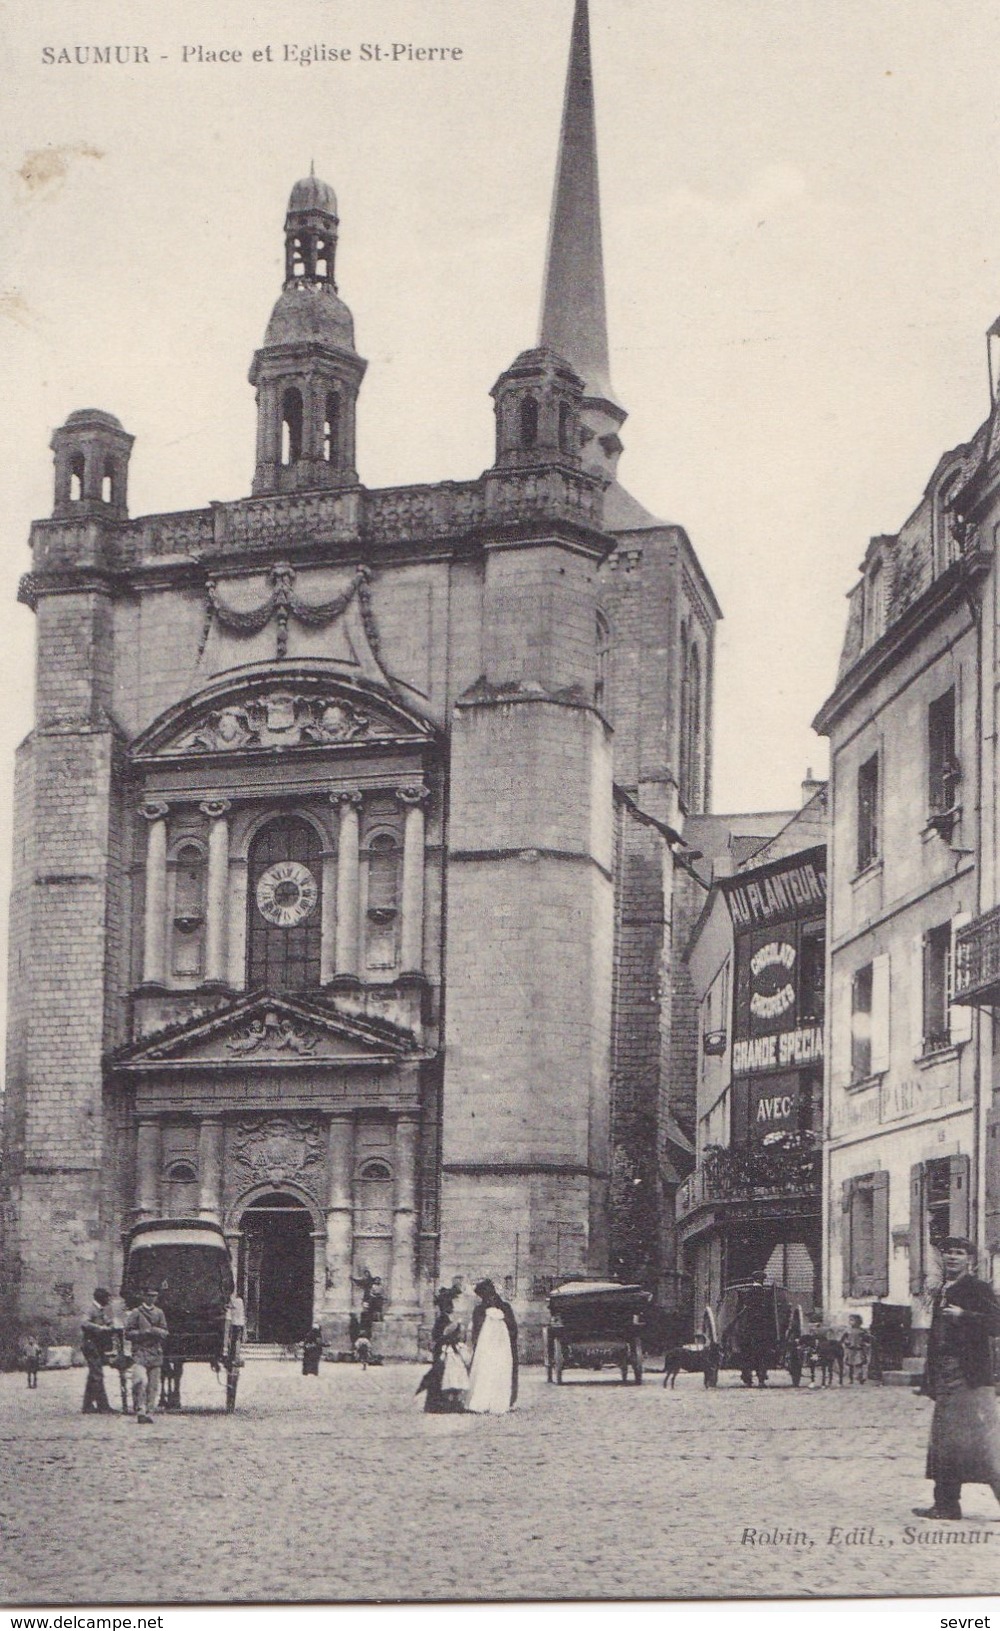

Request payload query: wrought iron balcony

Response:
[677,1136,820,1227]
[953,907,1000,1006]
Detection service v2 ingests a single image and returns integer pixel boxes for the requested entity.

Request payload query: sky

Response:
[3,0,1000,852]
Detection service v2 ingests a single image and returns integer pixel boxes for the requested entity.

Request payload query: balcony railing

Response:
[677,1136,820,1218]
[953,907,1000,1006]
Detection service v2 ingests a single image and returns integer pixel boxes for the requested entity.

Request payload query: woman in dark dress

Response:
[914,1236,1000,1520]
[420,1286,467,1413]
[301,1326,323,1376]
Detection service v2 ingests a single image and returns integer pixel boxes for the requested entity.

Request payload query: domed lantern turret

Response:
[50,409,134,521]
[250,170,367,496]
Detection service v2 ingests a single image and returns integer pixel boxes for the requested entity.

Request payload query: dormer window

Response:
[865,560,886,646]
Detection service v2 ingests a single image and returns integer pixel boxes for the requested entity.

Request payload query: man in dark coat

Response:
[913,1237,1000,1521]
[738,1270,775,1388]
[80,1288,114,1414]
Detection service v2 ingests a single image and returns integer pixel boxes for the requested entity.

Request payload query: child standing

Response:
[23,1335,41,1389]
[842,1313,871,1384]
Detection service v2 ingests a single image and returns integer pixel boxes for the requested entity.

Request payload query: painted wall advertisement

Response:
[722,846,826,1146]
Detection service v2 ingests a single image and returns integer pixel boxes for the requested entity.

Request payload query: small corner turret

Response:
[50,409,133,521]
[490,346,585,471]
[250,171,367,497]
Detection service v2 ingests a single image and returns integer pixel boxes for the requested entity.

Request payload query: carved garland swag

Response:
[198,561,380,661]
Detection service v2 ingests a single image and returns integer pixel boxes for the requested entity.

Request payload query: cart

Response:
[702,1280,804,1384]
[121,1218,243,1412]
[545,1279,651,1384]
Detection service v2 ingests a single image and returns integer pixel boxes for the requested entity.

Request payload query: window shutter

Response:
[841,1179,854,1300]
[947,1153,971,1239]
[986,1111,1000,1254]
[872,1170,890,1297]
[912,933,926,1058]
[910,1162,926,1294]
[949,913,973,1044]
[871,953,891,1074]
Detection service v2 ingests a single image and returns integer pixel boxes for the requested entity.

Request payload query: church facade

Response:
[0,0,718,1357]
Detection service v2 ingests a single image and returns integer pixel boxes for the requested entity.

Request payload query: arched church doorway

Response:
[238,1193,315,1343]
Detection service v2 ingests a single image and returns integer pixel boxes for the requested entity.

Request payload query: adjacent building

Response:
[814,385,995,1361]
[678,793,827,1318]
[0,0,718,1358]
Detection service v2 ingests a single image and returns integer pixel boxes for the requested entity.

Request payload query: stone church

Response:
[0,0,719,1357]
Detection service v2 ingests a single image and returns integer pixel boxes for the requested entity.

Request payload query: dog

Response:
[662,1335,720,1388]
[803,1332,844,1387]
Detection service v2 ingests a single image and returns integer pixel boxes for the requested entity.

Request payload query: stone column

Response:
[320,853,337,984]
[135,1119,160,1219]
[332,791,362,978]
[397,785,430,975]
[389,1114,420,1310]
[140,801,169,985]
[198,1118,224,1223]
[227,856,249,990]
[200,799,232,986]
[324,1114,355,1325]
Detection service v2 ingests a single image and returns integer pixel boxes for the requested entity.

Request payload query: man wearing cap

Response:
[124,1287,168,1425]
[80,1288,114,1414]
[913,1236,1000,1521]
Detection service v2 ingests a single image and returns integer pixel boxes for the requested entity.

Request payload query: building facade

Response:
[814,407,993,1360]
[0,0,718,1357]
[678,801,827,1319]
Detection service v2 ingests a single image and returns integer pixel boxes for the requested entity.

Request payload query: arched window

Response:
[678,621,690,807]
[247,816,324,991]
[687,645,703,814]
[281,389,303,466]
[559,400,573,455]
[324,392,340,463]
[315,238,329,280]
[69,452,85,502]
[595,611,611,712]
[171,841,206,979]
[164,1160,199,1218]
[365,831,399,971]
[292,236,306,279]
[101,458,114,504]
[353,1158,393,1238]
[520,395,539,450]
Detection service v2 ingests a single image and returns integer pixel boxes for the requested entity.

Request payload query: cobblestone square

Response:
[2,1363,999,1604]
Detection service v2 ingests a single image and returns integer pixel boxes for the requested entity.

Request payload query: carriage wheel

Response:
[633,1336,644,1385]
[552,1336,564,1384]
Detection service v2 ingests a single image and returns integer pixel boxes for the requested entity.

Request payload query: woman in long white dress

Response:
[465,1279,518,1414]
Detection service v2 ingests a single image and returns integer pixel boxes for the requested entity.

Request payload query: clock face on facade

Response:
[255,861,319,927]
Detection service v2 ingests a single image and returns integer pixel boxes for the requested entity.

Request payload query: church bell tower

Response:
[250,170,367,495]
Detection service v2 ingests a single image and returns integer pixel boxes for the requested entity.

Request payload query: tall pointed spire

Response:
[539,0,615,407]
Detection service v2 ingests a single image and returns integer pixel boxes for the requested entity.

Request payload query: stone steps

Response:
[880,1357,925,1388]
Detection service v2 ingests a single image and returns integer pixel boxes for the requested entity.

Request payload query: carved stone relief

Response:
[228,1115,325,1193]
[226,1011,321,1057]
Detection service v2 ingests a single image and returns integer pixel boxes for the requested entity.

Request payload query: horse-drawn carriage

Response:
[544,1279,651,1384]
[120,1218,243,1412]
[697,1280,803,1386]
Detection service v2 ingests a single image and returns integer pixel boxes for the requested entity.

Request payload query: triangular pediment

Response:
[115,991,420,1069]
[130,663,436,763]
